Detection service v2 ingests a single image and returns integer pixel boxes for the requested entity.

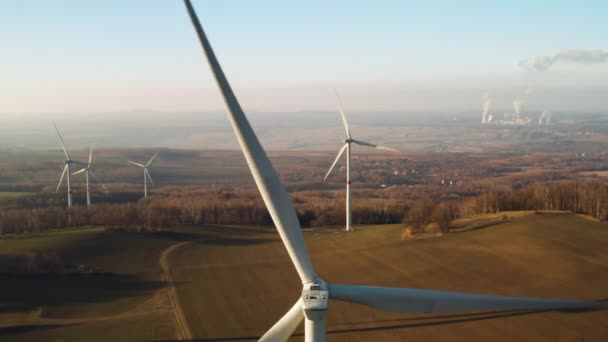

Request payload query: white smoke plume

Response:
[538,110,552,125]
[539,110,546,125]
[513,98,522,122]
[481,92,491,124]
[520,49,608,71]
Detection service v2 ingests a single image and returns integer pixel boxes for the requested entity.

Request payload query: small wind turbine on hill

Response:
[128,153,158,198]
[324,91,399,231]
[72,145,108,207]
[54,124,83,208]
[183,1,604,341]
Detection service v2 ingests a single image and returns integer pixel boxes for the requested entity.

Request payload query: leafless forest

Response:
[1,148,607,235]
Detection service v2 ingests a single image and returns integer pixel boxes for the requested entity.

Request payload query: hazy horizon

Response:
[1,0,607,116]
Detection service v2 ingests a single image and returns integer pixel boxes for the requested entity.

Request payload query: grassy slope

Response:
[0,192,36,206]
[170,213,608,341]
[0,227,202,341]
[0,192,36,198]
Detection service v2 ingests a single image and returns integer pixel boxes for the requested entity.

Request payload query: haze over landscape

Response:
[2,1,607,115]
[1,1,608,341]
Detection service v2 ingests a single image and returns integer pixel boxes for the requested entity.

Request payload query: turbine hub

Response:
[302,279,328,320]
[344,138,353,143]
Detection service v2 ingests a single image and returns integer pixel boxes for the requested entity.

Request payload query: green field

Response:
[169,213,608,341]
[0,192,36,198]
[0,192,36,206]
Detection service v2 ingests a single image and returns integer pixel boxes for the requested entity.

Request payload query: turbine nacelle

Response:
[302,280,329,320]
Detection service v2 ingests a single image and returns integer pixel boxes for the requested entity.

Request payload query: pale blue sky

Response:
[1,0,607,114]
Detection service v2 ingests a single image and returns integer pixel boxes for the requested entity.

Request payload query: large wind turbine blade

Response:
[324,144,347,181]
[259,299,304,342]
[334,90,351,139]
[88,145,93,164]
[145,168,154,186]
[53,123,71,160]
[89,169,109,193]
[184,0,316,283]
[374,145,400,153]
[128,161,145,168]
[56,165,68,193]
[330,284,604,313]
[145,152,158,167]
[352,139,399,153]
[72,168,87,175]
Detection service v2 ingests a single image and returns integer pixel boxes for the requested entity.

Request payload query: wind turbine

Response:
[54,124,82,208]
[128,153,158,198]
[182,1,604,341]
[72,145,108,207]
[325,92,399,231]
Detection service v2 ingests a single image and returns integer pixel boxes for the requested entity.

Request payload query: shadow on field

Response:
[164,225,277,246]
[0,273,165,315]
[180,225,279,246]
[0,323,75,337]
[450,218,512,234]
[325,307,604,336]
[173,306,606,342]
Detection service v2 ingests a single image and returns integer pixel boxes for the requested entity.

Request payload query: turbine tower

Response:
[182,1,604,341]
[128,153,158,198]
[324,92,399,231]
[72,145,108,207]
[54,124,82,208]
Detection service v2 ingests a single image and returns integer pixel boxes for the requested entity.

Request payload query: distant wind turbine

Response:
[128,153,158,198]
[324,91,399,231]
[72,145,108,207]
[54,124,83,208]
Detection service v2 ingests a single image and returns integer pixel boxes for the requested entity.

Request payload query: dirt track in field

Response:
[160,241,194,341]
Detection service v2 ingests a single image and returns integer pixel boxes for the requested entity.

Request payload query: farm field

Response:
[0,227,203,341]
[169,213,608,341]
[1,213,607,341]
[0,193,35,198]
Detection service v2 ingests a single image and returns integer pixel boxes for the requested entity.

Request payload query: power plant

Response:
[481,96,551,126]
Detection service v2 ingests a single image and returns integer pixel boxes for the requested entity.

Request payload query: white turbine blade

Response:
[375,145,400,153]
[334,90,351,139]
[53,123,71,160]
[183,0,316,283]
[56,165,68,193]
[128,161,145,168]
[329,284,604,313]
[72,168,87,175]
[352,139,399,153]
[324,144,347,181]
[145,152,158,167]
[259,298,304,342]
[89,169,109,193]
[88,144,93,164]
[145,168,154,186]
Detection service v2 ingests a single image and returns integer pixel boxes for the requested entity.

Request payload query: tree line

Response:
[1,181,606,235]
[406,181,608,233]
